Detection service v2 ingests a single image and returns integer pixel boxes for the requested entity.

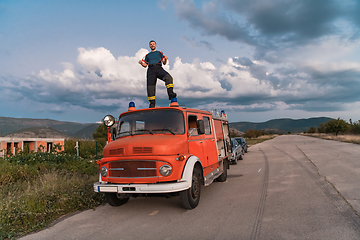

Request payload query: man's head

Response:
[149,40,157,51]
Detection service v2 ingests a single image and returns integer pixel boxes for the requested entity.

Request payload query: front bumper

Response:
[94,180,191,194]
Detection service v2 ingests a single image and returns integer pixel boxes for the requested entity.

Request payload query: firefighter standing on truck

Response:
[138,40,177,108]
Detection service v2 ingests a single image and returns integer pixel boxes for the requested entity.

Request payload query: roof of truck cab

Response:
[120,106,228,121]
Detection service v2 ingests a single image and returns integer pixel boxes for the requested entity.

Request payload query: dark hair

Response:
[149,40,156,44]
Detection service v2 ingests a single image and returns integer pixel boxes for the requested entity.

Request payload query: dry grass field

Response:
[302,133,360,145]
[245,135,278,146]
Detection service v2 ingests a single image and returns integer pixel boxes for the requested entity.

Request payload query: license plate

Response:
[98,186,118,192]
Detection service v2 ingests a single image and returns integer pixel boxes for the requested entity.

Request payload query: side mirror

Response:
[197,120,205,135]
[111,127,117,141]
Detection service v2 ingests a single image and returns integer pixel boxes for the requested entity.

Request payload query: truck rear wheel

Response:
[217,160,228,182]
[180,167,201,209]
[105,193,130,207]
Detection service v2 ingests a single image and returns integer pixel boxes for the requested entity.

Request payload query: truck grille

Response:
[109,160,157,178]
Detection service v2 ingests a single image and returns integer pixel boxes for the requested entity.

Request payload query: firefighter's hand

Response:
[163,56,168,65]
[139,60,147,68]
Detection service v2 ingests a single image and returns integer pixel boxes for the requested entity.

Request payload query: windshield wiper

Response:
[135,129,154,135]
[119,131,134,136]
[152,128,176,135]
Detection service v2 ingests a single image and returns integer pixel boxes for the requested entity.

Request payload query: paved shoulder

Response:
[295,135,360,214]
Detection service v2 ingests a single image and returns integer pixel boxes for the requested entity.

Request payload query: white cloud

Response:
[2,45,359,118]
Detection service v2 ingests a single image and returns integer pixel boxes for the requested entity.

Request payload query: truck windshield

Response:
[117,109,185,137]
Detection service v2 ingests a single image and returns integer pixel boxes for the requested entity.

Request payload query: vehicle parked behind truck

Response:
[231,138,243,164]
[94,102,233,209]
[234,137,248,153]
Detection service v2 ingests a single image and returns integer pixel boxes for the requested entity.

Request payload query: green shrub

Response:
[307,126,316,133]
[243,129,266,138]
[0,153,105,239]
[349,120,360,134]
[64,139,104,159]
[3,152,98,177]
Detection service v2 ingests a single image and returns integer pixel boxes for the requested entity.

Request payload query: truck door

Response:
[202,116,218,167]
[222,121,232,157]
[187,114,207,165]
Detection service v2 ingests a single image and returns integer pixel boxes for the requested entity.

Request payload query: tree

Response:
[317,123,326,133]
[243,129,266,138]
[349,120,360,134]
[307,127,316,133]
[325,118,349,136]
[92,124,108,147]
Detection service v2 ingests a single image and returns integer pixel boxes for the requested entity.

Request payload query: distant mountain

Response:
[73,123,101,139]
[5,127,72,138]
[229,128,244,137]
[0,117,98,139]
[0,116,333,139]
[229,117,333,134]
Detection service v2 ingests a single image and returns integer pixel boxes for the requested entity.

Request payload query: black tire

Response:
[105,193,130,207]
[180,167,201,209]
[232,154,238,165]
[245,147,248,153]
[239,153,243,160]
[217,160,228,182]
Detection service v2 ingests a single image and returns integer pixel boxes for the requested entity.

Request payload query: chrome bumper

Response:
[94,180,190,194]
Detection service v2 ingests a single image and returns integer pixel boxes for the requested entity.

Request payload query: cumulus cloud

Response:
[1,45,359,116]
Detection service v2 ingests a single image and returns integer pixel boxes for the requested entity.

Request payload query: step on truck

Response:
[94,101,233,209]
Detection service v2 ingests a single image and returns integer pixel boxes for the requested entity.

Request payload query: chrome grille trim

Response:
[108,160,164,178]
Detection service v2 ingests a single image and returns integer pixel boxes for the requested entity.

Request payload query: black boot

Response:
[149,100,155,108]
[168,92,177,100]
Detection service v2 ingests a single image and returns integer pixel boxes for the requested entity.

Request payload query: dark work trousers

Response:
[147,64,176,107]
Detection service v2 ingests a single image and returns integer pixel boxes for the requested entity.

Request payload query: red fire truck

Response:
[94,101,233,209]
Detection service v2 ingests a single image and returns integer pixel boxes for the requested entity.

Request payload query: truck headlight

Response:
[101,166,108,177]
[159,165,172,176]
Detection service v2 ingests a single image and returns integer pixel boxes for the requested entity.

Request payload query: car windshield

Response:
[117,109,185,137]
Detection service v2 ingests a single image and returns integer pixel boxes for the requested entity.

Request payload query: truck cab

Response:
[94,102,232,209]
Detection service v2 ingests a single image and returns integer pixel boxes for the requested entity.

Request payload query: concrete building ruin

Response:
[0,137,65,157]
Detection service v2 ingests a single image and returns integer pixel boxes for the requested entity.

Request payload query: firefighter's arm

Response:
[138,60,148,68]
[162,56,168,65]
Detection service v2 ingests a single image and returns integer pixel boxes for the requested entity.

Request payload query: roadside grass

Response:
[245,135,277,147]
[302,133,360,145]
[0,153,105,240]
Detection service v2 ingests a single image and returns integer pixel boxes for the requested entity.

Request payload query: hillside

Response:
[0,116,334,139]
[230,117,333,134]
[0,117,97,139]
[73,123,100,139]
[5,127,72,138]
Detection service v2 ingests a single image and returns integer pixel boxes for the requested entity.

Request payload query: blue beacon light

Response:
[128,101,136,111]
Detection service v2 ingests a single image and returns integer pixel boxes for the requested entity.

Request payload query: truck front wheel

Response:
[180,167,201,209]
[105,193,130,207]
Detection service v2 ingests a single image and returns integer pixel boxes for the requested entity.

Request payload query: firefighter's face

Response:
[149,41,156,51]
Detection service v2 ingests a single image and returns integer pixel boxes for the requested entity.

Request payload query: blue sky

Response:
[1,0,360,124]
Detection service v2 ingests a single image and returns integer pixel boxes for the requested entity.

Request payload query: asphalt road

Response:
[21,135,360,240]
